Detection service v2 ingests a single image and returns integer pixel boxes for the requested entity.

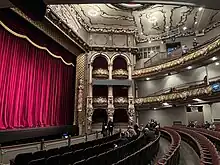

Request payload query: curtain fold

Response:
[0,23,75,130]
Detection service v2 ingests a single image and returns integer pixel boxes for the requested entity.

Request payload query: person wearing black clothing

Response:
[102,122,108,137]
[118,132,129,146]
[108,119,114,135]
[134,123,140,137]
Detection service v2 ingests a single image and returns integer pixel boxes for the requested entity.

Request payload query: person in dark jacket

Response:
[108,119,114,135]
[102,122,108,137]
[118,132,129,146]
[134,123,140,137]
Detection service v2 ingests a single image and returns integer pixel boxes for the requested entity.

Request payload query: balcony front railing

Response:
[92,68,109,79]
[112,69,128,79]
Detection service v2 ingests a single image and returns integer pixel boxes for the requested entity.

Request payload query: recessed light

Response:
[195,21,198,25]
[198,7,203,11]
[183,26,187,30]
[188,104,192,107]
[154,108,157,110]
[215,62,219,66]
[187,66,192,69]
[161,41,164,44]
[146,77,150,80]
[163,102,169,106]
[148,40,152,43]
[166,26,169,29]
[212,57,217,61]
[88,10,98,17]
[193,98,203,102]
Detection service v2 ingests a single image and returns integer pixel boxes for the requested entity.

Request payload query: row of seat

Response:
[112,133,160,165]
[171,127,220,165]
[71,134,151,165]
[157,128,181,165]
[11,133,120,165]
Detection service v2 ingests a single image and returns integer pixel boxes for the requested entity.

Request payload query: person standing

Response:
[108,119,114,136]
[102,122,108,137]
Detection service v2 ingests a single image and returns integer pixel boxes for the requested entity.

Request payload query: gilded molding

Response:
[133,39,220,78]
[92,68,109,79]
[135,85,212,105]
[112,69,128,79]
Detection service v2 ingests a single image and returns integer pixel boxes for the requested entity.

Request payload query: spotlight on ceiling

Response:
[187,66,192,69]
[188,104,192,107]
[166,26,169,29]
[183,26,187,30]
[195,21,198,25]
[148,40,152,43]
[198,7,203,11]
[88,10,98,17]
[146,77,150,80]
[215,62,220,66]
[153,108,157,110]
[212,57,217,61]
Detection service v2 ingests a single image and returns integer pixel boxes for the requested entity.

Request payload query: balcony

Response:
[112,69,128,79]
[93,97,108,108]
[92,68,109,79]
[114,97,128,108]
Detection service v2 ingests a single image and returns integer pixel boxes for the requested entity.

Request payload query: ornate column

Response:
[107,64,114,121]
[128,64,135,125]
[86,63,93,132]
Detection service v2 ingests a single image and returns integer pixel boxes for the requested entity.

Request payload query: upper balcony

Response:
[133,36,220,79]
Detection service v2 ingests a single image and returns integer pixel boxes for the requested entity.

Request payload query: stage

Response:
[0,125,79,146]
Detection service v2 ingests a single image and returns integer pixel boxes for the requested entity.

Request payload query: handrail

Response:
[157,128,181,165]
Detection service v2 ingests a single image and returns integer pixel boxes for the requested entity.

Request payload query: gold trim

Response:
[0,20,74,67]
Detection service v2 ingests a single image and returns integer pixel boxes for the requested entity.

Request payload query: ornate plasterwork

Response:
[93,97,108,104]
[135,85,212,105]
[112,69,128,79]
[92,68,109,79]
[48,4,220,43]
[114,97,128,104]
[133,38,220,78]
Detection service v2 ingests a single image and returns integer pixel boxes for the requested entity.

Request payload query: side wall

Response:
[136,62,220,97]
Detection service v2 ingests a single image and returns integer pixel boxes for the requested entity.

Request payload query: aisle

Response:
[179,141,200,165]
[153,137,170,164]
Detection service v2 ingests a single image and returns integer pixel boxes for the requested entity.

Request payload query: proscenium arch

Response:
[90,53,111,65]
[110,53,131,67]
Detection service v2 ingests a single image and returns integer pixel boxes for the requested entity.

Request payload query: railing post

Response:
[96,131,98,139]
[40,139,44,150]
[85,133,88,142]
[68,135,71,147]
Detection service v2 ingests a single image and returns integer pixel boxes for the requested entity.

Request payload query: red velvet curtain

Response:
[0,24,75,130]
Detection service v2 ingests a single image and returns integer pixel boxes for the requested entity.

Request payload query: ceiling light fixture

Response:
[154,108,157,110]
[148,40,152,43]
[198,7,203,11]
[187,66,192,69]
[183,26,187,30]
[212,57,217,61]
[146,77,150,80]
[166,26,169,29]
[88,10,98,17]
[215,62,220,66]
[195,21,198,25]
[188,104,192,107]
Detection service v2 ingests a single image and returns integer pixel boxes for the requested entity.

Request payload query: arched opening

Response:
[92,109,108,124]
[113,56,127,70]
[92,109,108,131]
[92,56,109,79]
[113,109,128,123]
[112,56,128,79]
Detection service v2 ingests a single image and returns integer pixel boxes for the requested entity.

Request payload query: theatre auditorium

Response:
[1,0,220,165]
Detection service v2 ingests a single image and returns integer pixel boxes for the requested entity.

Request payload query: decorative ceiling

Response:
[49,4,220,43]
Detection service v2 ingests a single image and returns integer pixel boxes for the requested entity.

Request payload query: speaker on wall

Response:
[9,0,46,21]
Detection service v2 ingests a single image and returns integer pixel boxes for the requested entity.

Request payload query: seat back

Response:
[15,152,33,165]
[32,150,46,160]
[46,155,60,165]
[28,158,46,165]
